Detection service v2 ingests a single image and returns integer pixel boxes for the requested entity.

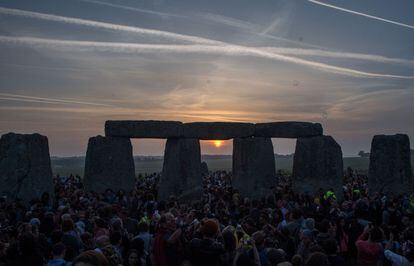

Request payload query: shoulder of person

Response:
[190,238,202,248]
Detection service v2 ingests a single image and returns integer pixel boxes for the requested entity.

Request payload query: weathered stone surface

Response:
[232,137,276,199]
[183,122,255,140]
[292,135,343,198]
[158,138,202,201]
[201,161,209,177]
[368,134,412,195]
[0,133,54,202]
[254,122,323,138]
[84,136,135,193]
[105,120,183,138]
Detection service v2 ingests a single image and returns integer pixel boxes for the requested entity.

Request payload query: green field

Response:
[50,155,391,177]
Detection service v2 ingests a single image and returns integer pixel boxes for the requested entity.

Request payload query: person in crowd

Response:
[73,250,110,266]
[356,224,384,266]
[189,219,225,266]
[384,231,414,266]
[47,242,70,266]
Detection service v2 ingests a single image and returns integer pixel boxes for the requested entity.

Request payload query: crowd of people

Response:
[1,168,414,266]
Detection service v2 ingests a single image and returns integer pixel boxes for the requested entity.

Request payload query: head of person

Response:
[130,237,145,254]
[62,219,74,233]
[305,252,329,266]
[51,242,66,258]
[266,248,287,266]
[73,250,110,266]
[109,231,122,246]
[201,219,219,238]
[318,219,331,234]
[137,221,149,233]
[127,249,140,266]
[252,231,265,248]
[322,238,338,255]
[402,229,414,261]
[291,254,303,266]
[300,229,314,244]
[81,232,95,250]
[369,227,383,242]
[95,235,110,250]
[159,212,176,231]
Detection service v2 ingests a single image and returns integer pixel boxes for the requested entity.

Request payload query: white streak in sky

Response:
[180,12,326,49]
[261,47,414,65]
[198,13,259,31]
[78,0,184,18]
[0,7,222,45]
[1,36,413,79]
[308,0,414,30]
[0,93,112,106]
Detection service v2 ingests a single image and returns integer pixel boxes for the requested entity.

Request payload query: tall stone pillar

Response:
[368,134,412,195]
[232,137,276,199]
[292,135,343,199]
[84,135,135,193]
[159,138,202,201]
[0,133,54,203]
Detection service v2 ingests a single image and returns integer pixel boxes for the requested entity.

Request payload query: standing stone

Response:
[159,138,201,201]
[292,135,343,199]
[368,134,412,195]
[201,161,209,177]
[0,133,54,202]
[84,136,135,193]
[232,137,276,199]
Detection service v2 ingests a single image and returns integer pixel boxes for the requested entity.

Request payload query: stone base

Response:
[83,136,135,193]
[368,134,412,195]
[232,137,276,199]
[292,135,343,199]
[0,133,54,203]
[158,138,202,201]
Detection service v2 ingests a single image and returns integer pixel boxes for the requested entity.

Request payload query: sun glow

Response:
[213,140,223,148]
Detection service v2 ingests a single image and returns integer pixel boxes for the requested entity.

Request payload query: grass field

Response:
[50,155,389,177]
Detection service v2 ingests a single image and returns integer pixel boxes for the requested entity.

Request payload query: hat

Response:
[30,218,41,226]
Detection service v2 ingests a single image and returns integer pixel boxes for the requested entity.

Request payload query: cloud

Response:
[1,36,413,79]
[0,7,221,45]
[327,89,414,120]
[0,93,112,107]
[78,0,184,18]
[308,0,414,30]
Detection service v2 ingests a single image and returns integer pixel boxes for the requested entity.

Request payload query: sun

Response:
[213,140,223,148]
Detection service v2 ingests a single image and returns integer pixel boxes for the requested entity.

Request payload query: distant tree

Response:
[358,150,370,158]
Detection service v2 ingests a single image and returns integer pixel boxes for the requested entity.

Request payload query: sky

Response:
[0,0,413,156]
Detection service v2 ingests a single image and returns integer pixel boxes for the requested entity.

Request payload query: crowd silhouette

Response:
[0,169,414,266]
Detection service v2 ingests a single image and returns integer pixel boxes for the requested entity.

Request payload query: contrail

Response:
[199,12,324,49]
[260,47,414,65]
[78,0,184,18]
[0,7,222,45]
[198,13,258,31]
[1,36,413,79]
[0,92,112,106]
[308,0,414,30]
